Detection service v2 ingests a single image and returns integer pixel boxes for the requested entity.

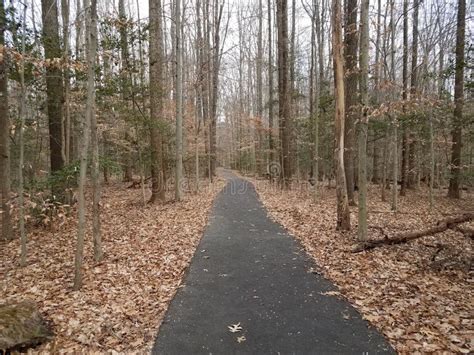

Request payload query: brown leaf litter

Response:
[253,180,473,354]
[1,179,225,353]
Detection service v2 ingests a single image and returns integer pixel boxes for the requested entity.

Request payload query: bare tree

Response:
[389,0,398,212]
[175,0,183,200]
[41,0,65,196]
[74,0,98,290]
[358,0,369,241]
[149,0,166,203]
[267,0,274,165]
[343,0,358,206]
[0,0,11,241]
[276,0,291,188]
[332,0,350,230]
[19,3,27,265]
[448,0,466,198]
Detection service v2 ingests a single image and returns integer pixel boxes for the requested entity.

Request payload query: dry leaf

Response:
[228,323,243,333]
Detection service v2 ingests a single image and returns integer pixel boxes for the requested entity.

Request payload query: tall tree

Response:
[343,0,358,206]
[358,0,369,241]
[19,3,27,265]
[209,0,224,179]
[407,0,419,188]
[400,0,408,196]
[149,0,166,202]
[119,0,133,182]
[256,0,263,175]
[61,0,71,164]
[448,0,466,198]
[389,0,398,211]
[175,0,183,200]
[267,0,274,165]
[332,0,350,230]
[74,0,98,290]
[0,0,11,241]
[41,0,65,195]
[276,0,291,188]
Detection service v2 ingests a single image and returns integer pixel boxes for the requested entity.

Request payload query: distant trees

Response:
[0,0,470,279]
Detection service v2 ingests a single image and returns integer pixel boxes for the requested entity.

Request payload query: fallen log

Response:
[127,176,151,189]
[0,301,53,351]
[352,213,474,252]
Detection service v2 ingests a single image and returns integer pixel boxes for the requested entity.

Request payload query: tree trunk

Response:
[74,0,97,290]
[448,0,466,198]
[400,0,408,196]
[332,0,350,231]
[149,0,166,203]
[358,0,369,241]
[407,0,419,189]
[256,0,263,176]
[0,0,11,241]
[276,0,291,188]
[343,0,357,206]
[90,0,102,262]
[19,4,27,265]
[119,0,133,182]
[267,0,274,166]
[41,0,65,195]
[309,0,320,201]
[389,0,397,211]
[61,0,71,165]
[175,0,183,201]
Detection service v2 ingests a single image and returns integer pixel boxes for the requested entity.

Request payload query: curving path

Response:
[152,171,394,354]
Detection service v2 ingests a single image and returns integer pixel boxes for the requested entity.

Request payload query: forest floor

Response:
[252,178,473,354]
[1,178,225,353]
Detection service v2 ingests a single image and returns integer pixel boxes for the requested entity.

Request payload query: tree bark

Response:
[332,0,350,231]
[276,0,291,188]
[267,0,274,165]
[149,0,166,203]
[19,4,27,265]
[175,0,183,200]
[400,0,408,196]
[0,0,11,241]
[407,0,419,189]
[90,0,102,262]
[74,0,97,290]
[343,0,358,206]
[358,0,369,241]
[448,0,466,198]
[389,0,397,212]
[41,0,65,195]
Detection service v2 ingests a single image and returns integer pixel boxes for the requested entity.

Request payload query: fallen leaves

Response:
[228,322,243,333]
[254,180,473,353]
[0,179,225,353]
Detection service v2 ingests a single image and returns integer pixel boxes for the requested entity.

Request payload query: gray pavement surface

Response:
[152,172,394,355]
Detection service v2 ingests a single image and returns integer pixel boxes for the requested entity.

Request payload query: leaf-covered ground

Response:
[254,181,473,354]
[1,180,224,353]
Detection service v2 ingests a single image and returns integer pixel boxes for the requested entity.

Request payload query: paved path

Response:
[153,172,393,354]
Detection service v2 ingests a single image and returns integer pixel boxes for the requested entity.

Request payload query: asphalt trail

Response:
[153,172,394,354]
